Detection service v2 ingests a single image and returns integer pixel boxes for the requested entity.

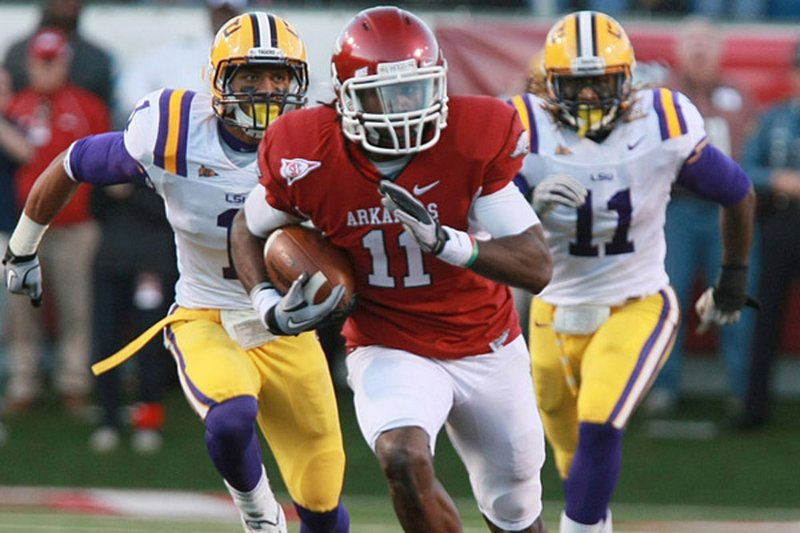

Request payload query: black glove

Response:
[3,247,43,307]
[695,264,758,334]
[713,264,759,312]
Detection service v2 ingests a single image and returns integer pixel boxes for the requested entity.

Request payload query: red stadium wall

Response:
[434,20,800,354]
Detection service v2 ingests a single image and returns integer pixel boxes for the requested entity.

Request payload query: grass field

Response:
[0,382,799,531]
[1,498,800,532]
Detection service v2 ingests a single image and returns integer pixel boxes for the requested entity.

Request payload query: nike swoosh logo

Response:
[533,321,550,328]
[286,316,320,330]
[413,180,440,196]
[627,136,645,150]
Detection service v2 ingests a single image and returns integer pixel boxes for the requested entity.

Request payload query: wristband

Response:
[249,282,282,315]
[8,213,49,256]
[437,226,478,267]
[714,264,748,311]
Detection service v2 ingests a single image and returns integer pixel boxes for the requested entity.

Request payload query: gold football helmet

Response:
[543,10,635,140]
[209,12,308,138]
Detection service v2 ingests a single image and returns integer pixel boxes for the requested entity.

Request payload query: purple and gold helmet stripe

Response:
[509,94,539,154]
[653,88,688,141]
[154,89,195,177]
[609,287,680,428]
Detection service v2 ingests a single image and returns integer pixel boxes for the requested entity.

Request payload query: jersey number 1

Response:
[569,189,634,257]
[218,208,239,279]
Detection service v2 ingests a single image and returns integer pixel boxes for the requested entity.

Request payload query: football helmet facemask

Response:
[543,10,635,140]
[209,12,308,139]
[331,6,448,156]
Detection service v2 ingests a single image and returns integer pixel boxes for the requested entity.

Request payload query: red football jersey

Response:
[259,96,526,359]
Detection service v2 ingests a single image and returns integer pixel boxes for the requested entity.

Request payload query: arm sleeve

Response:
[471,182,540,238]
[675,141,752,206]
[244,184,303,238]
[65,132,149,186]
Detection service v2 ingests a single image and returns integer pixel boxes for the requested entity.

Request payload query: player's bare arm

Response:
[380,179,552,294]
[16,151,79,226]
[230,208,269,296]
[675,139,758,331]
[231,196,344,336]
[468,224,552,294]
[3,151,79,306]
[720,185,756,267]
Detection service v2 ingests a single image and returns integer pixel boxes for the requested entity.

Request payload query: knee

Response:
[205,396,258,442]
[375,429,433,483]
[293,448,346,511]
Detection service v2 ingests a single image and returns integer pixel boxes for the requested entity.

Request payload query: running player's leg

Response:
[253,332,349,532]
[166,308,284,532]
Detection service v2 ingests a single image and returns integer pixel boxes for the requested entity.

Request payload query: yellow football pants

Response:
[528,288,679,479]
[165,307,345,512]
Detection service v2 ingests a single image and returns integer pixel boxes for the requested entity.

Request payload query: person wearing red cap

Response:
[3,26,110,416]
[2,0,114,108]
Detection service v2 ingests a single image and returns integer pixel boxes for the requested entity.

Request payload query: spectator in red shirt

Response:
[4,27,110,415]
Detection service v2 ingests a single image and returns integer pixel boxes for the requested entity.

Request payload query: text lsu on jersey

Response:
[511,88,707,306]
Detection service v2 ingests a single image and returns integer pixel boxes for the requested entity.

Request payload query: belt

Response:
[91,308,216,375]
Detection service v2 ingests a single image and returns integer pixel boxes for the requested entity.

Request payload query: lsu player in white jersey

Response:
[2,12,349,533]
[509,11,756,532]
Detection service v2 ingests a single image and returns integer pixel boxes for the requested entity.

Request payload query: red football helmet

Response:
[331,6,448,155]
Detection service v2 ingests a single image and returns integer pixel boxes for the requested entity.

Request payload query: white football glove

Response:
[379,180,477,267]
[695,265,759,334]
[3,247,43,307]
[251,274,345,336]
[532,174,588,215]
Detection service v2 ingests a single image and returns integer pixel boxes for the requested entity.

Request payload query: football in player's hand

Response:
[264,225,355,311]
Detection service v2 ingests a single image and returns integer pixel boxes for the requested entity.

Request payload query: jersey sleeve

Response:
[122,89,163,172]
[652,88,707,162]
[65,132,149,186]
[122,88,196,187]
[507,93,543,189]
[481,102,528,196]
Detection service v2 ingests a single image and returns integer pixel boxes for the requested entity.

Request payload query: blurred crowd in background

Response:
[0,0,798,455]
[132,0,800,20]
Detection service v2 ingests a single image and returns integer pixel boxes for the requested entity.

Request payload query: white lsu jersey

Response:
[511,88,706,306]
[124,89,258,309]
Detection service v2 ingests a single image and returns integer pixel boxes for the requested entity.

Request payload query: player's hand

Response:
[265,273,346,336]
[532,174,587,215]
[695,264,759,334]
[3,247,43,307]
[379,180,477,267]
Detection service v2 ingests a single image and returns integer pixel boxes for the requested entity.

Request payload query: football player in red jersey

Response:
[231,6,552,533]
